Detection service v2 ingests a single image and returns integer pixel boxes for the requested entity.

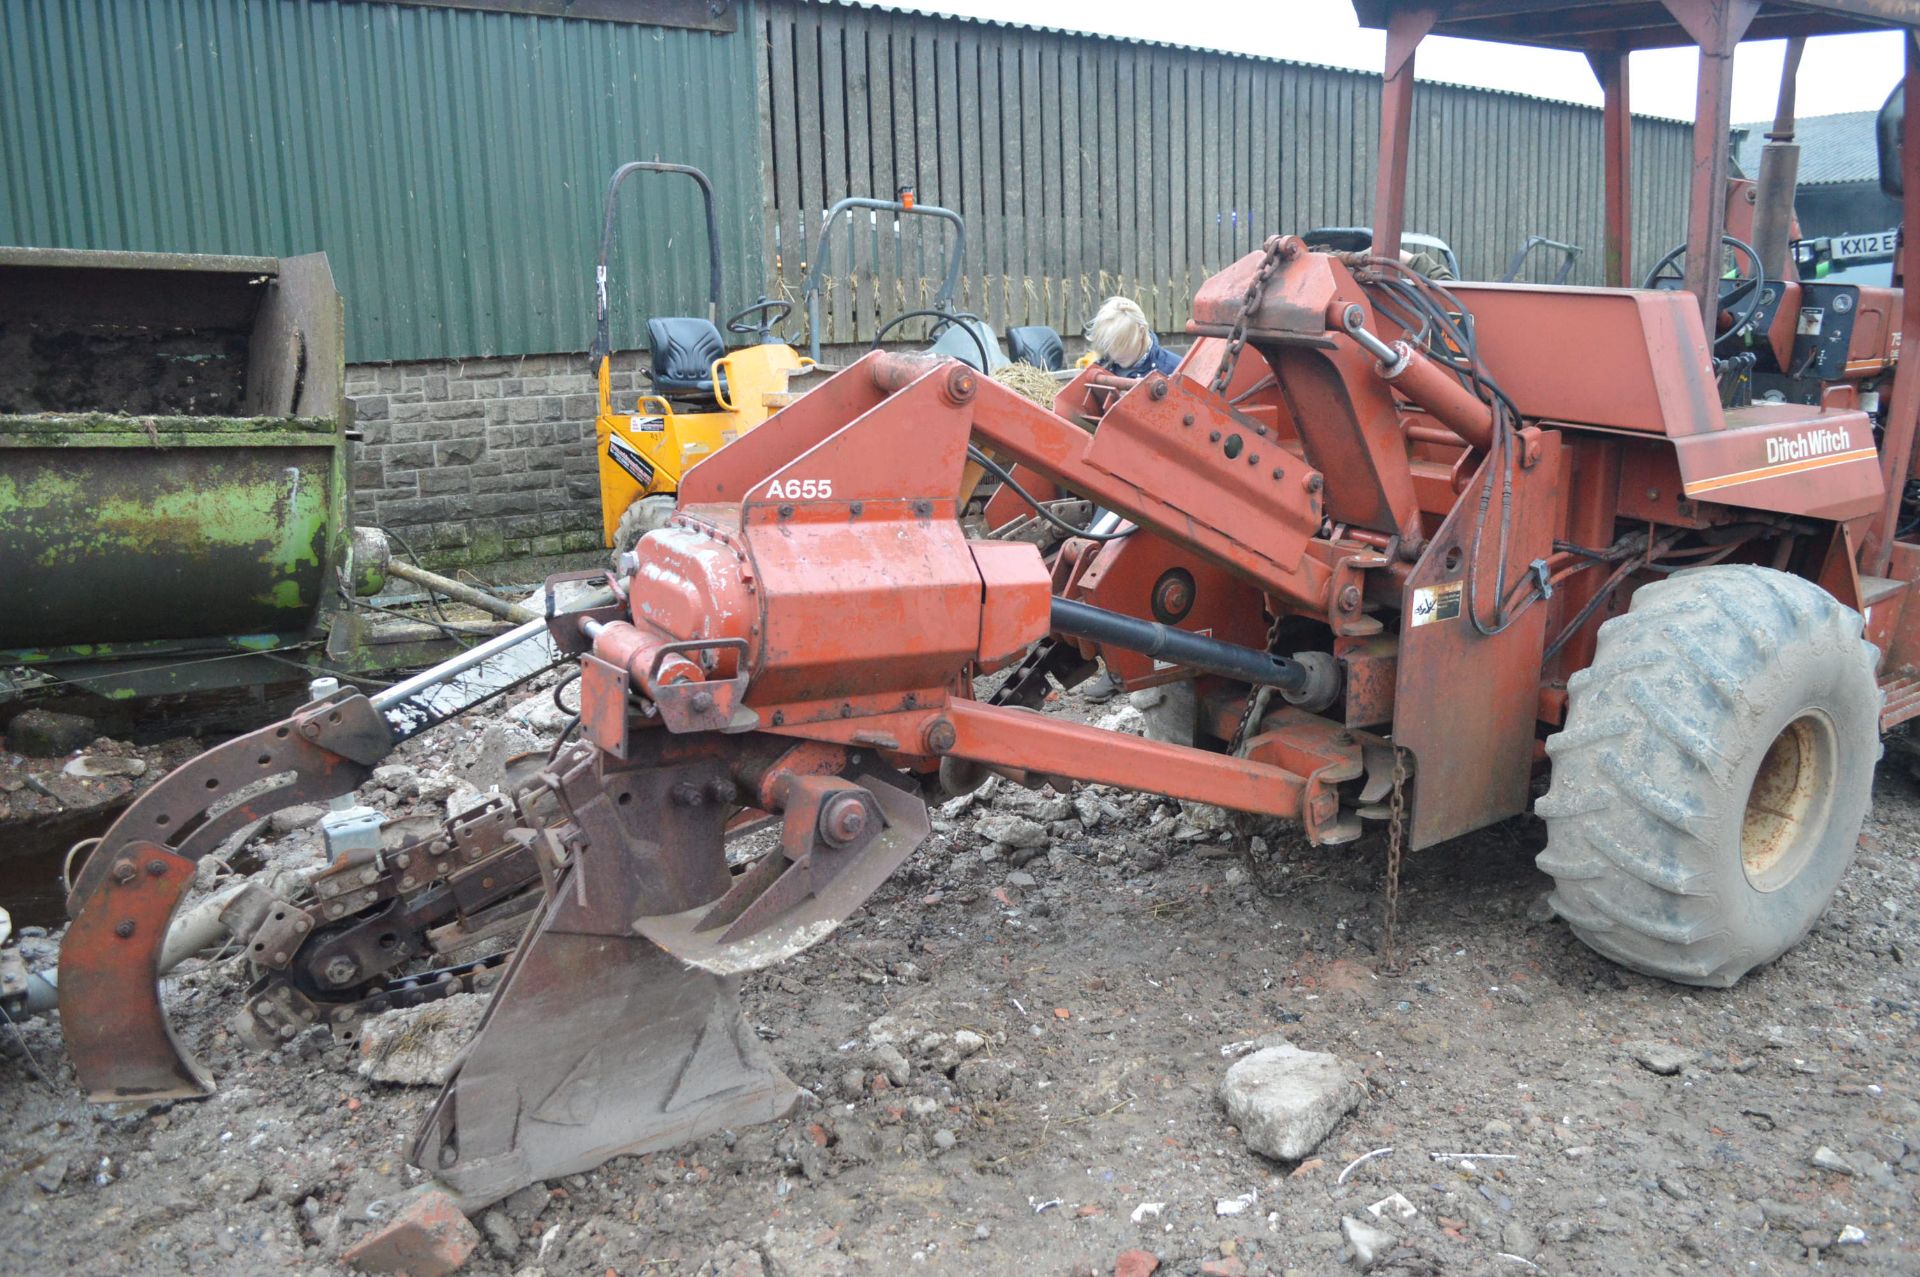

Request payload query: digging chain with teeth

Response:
[231,775,575,1048]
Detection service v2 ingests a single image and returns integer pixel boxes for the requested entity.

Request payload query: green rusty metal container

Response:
[0,248,351,684]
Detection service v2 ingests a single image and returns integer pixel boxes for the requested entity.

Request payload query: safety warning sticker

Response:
[607,434,656,487]
[1409,581,1462,627]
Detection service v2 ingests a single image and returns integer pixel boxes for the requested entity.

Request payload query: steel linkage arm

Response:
[869,354,1329,601]
[944,700,1312,820]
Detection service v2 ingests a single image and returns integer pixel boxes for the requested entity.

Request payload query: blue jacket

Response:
[1101,337,1182,379]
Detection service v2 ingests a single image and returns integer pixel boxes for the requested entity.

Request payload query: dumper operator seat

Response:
[1006,324,1067,371]
[646,316,728,403]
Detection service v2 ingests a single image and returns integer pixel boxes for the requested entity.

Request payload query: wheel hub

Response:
[1741,711,1837,892]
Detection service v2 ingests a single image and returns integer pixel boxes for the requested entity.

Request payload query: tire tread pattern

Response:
[1536,565,1878,987]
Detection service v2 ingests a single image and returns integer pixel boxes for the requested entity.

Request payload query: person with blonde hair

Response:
[1088,295,1182,378]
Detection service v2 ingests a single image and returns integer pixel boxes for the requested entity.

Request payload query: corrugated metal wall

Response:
[0,0,765,363]
[2,0,1701,363]
[761,2,1697,343]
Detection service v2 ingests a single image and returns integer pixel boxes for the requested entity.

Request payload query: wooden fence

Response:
[758,2,1696,346]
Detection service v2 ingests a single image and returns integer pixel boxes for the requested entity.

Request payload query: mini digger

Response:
[55,0,1920,1213]
[589,162,812,554]
[594,174,997,558]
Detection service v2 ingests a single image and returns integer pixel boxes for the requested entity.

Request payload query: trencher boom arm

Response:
[58,614,569,1101]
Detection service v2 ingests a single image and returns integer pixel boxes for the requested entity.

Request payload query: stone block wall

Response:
[345,351,651,565]
[344,333,1107,567]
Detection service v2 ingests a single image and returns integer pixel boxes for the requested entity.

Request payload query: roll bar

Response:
[800,195,967,362]
[1499,236,1582,285]
[591,162,722,365]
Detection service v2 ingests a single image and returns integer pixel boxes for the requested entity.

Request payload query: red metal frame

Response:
[1369,7,1434,265]
[1359,0,1920,568]
[1671,0,1761,325]
[1590,49,1634,288]
[1869,32,1920,571]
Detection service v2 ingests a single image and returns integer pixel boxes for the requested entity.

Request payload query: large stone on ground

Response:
[268,804,324,835]
[63,754,147,779]
[1218,1041,1365,1161]
[342,1186,480,1276]
[357,992,490,1085]
[1627,1039,1695,1076]
[7,708,96,757]
[975,813,1049,850]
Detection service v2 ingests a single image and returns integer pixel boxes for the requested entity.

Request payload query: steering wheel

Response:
[1642,235,1766,353]
[725,297,793,345]
[871,308,993,370]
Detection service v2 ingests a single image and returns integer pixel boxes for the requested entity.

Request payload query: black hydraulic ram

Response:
[1049,597,1307,691]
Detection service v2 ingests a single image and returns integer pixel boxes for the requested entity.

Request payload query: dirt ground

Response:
[5,681,1920,1277]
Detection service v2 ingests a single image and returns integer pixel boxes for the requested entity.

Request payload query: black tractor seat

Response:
[1006,324,1066,371]
[646,316,728,402]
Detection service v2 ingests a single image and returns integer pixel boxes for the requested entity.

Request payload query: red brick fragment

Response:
[342,1187,479,1277]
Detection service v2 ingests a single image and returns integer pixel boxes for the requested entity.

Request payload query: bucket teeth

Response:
[1316,813,1365,845]
[1359,743,1397,804]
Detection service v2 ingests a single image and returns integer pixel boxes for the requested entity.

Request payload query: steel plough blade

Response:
[408,879,798,1210]
[405,748,930,1208]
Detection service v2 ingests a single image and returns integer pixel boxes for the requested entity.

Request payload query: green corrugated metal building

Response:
[0,0,767,364]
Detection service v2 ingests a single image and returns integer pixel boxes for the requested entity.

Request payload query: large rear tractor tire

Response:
[610,494,678,567]
[1535,565,1881,987]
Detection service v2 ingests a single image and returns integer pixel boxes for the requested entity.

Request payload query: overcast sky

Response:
[862,0,1905,123]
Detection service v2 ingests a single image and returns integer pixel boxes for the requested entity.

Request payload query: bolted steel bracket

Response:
[57,843,214,1101]
[644,638,758,735]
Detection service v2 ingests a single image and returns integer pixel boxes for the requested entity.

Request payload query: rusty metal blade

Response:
[1359,743,1397,805]
[65,691,390,918]
[633,769,930,975]
[408,889,796,1210]
[57,844,214,1102]
[57,695,390,1103]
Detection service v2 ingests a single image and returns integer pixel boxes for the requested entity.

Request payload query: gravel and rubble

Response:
[0,728,203,826]
[5,676,1920,1275]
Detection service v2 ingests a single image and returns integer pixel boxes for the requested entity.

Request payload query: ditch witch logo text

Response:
[1766,427,1853,466]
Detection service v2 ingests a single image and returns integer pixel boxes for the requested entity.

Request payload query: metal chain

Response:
[1226,607,1283,757]
[1215,236,1288,761]
[233,793,550,1047]
[1210,235,1288,399]
[1382,746,1410,975]
[1228,607,1288,897]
